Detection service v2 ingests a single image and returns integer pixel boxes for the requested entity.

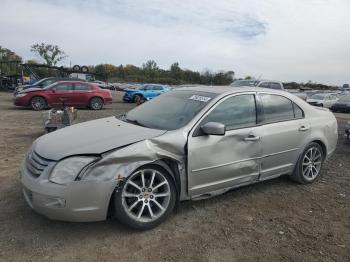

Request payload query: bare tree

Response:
[30,43,67,66]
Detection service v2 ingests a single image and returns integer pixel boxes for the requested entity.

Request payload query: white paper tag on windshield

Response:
[189,95,211,102]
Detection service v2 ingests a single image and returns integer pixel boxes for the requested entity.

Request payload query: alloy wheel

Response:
[90,98,103,110]
[31,97,45,110]
[121,169,171,223]
[302,147,322,181]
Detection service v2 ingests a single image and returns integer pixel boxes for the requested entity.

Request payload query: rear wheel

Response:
[89,97,103,110]
[114,166,176,230]
[291,142,324,184]
[30,96,47,111]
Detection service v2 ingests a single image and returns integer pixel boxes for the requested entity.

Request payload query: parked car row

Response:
[305,92,350,112]
[230,80,307,100]
[12,77,350,114]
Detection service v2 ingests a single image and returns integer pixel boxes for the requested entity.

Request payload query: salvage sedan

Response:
[14,81,112,110]
[21,86,338,230]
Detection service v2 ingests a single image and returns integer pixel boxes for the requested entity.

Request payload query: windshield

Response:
[32,78,46,85]
[339,96,350,102]
[124,90,217,130]
[311,94,326,100]
[231,80,258,87]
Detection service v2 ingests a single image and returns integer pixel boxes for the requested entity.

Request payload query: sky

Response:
[0,0,349,85]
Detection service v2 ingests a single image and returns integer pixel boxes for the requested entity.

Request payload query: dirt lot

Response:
[0,91,349,262]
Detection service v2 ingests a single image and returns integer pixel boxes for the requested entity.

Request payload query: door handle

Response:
[299,125,310,132]
[244,135,260,141]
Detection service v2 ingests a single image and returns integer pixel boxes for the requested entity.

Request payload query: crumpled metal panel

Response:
[82,130,190,200]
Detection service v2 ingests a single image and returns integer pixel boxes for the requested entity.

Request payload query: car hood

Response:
[18,84,32,89]
[307,99,323,103]
[34,117,166,160]
[335,101,350,105]
[125,88,138,92]
[21,87,43,93]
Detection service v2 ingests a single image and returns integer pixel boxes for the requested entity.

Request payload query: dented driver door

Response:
[187,93,263,197]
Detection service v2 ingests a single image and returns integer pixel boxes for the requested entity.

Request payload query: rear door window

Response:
[258,82,270,88]
[260,94,295,123]
[52,84,73,91]
[74,84,92,90]
[269,82,282,89]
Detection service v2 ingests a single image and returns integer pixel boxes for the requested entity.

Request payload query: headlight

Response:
[49,156,99,185]
[16,93,27,98]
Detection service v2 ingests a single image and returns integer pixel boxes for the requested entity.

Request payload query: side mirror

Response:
[201,122,225,136]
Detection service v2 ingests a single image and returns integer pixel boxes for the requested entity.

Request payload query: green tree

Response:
[30,43,67,66]
[142,60,159,81]
[170,62,181,82]
[0,46,22,75]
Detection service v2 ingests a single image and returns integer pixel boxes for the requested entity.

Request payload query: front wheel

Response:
[30,96,47,111]
[114,166,176,230]
[134,95,145,105]
[291,142,324,184]
[89,97,104,110]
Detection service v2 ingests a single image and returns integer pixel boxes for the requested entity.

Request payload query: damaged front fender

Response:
[81,130,189,201]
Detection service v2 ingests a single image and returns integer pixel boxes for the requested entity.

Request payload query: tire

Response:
[134,94,145,105]
[30,96,47,111]
[72,65,81,71]
[81,66,89,72]
[89,97,104,110]
[290,142,324,184]
[114,165,177,230]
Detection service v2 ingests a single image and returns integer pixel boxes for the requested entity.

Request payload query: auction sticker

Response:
[189,95,211,102]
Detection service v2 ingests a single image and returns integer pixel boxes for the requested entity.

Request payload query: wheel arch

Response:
[29,95,48,107]
[133,93,144,100]
[89,96,105,105]
[106,158,182,219]
[311,139,327,159]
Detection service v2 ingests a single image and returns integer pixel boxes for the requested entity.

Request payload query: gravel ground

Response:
[0,91,349,262]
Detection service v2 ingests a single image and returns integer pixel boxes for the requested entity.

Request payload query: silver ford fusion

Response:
[21,86,338,230]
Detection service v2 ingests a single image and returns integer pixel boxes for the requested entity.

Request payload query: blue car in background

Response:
[123,84,170,104]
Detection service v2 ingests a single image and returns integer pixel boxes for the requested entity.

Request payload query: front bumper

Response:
[21,156,116,222]
[123,93,133,102]
[345,128,350,140]
[104,97,113,104]
[14,97,29,106]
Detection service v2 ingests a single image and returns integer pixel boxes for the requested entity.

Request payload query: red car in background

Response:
[14,81,113,110]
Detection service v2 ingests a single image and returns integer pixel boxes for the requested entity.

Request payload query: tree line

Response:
[0,44,338,88]
[93,61,235,85]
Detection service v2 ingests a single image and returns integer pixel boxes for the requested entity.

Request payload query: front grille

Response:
[25,150,52,178]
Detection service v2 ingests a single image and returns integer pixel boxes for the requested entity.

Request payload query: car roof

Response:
[143,83,167,86]
[176,85,287,95]
[53,80,91,84]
